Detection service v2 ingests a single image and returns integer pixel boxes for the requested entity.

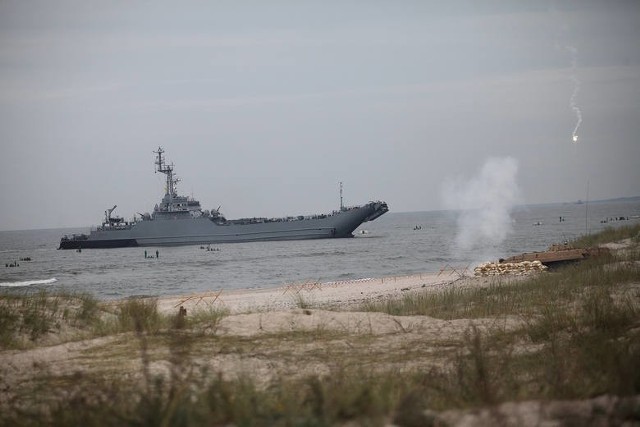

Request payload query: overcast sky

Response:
[1,0,638,231]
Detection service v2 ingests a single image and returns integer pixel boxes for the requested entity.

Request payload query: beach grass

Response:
[0,293,230,349]
[1,224,640,425]
[358,251,638,321]
[0,290,104,348]
[572,222,640,248]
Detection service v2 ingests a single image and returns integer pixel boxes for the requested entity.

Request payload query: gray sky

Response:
[1,0,639,231]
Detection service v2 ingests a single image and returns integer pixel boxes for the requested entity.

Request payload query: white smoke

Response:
[567,45,582,143]
[442,157,520,261]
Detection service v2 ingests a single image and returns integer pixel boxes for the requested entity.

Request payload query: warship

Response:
[59,148,388,249]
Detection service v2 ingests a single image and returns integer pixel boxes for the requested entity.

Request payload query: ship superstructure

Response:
[59,148,388,249]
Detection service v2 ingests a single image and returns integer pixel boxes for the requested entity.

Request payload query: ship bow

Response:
[363,201,389,222]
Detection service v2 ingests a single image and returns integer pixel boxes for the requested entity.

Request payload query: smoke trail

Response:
[442,157,520,261]
[567,45,582,143]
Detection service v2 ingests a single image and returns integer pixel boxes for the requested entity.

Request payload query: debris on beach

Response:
[502,243,610,268]
[474,260,547,277]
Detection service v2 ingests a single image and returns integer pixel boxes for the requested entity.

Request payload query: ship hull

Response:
[58,238,139,250]
[59,201,388,249]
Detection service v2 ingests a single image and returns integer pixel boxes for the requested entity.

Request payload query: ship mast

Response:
[154,147,180,200]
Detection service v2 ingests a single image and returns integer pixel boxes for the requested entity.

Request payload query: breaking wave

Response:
[0,278,57,287]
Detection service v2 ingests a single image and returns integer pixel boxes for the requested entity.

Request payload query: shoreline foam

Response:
[0,278,58,287]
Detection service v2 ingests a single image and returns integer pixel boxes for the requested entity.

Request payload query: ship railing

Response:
[222,202,374,225]
[97,223,133,232]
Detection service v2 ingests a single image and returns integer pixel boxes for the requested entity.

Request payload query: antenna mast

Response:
[154,147,180,198]
[339,181,344,211]
[585,180,589,235]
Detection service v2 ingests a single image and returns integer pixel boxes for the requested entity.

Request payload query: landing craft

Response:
[59,148,388,249]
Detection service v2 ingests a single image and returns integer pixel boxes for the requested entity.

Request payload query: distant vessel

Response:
[59,148,388,249]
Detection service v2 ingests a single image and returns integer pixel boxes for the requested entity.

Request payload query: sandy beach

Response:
[155,270,473,315]
[2,269,500,396]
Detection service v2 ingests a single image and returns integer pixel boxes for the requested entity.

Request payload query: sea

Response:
[1,199,639,300]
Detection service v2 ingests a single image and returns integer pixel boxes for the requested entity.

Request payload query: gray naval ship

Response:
[59,148,388,249]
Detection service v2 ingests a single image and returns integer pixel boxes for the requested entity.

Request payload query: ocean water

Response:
[1,199,638,300]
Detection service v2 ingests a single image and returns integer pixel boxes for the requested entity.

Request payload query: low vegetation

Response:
[572,222,640,248]
[1,224,639,426]
[0,290,100,348]
[0,292,230,350]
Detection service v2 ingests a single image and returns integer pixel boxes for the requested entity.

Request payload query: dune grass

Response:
[572,223,640,248]
[0,290,102,348]
[10,291,637,427]
[359,255,638,321]
[0,292,228,350]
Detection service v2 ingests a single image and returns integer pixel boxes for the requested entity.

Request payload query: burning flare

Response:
[567,46,582,144]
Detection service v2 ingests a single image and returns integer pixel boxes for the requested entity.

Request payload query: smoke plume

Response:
[567,45,582,143]
[442,157,520,261]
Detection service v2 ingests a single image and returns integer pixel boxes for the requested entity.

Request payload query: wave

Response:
[296,250,347,258]
[0,278,58,287]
